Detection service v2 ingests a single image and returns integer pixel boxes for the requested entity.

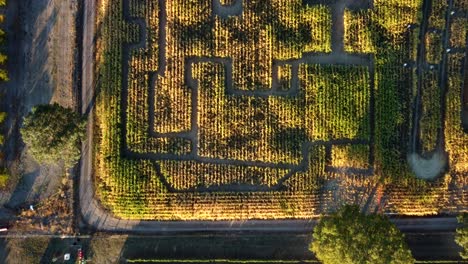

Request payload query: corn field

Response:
[93,0,468,220]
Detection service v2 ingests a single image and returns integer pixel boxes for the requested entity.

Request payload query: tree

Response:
[310,205,414,264]
[0,69,8,81]
[0,111,5,145]
[21,103,86,167]
[0,53,7,64]
[456,213,468,259]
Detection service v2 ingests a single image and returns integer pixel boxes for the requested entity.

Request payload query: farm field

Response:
[93,0,468,220]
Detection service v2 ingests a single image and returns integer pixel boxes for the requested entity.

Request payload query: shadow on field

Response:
[116,231,314,263]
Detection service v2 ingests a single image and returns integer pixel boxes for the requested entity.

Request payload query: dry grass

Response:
[3,237,50,264]
[89,235,127,264]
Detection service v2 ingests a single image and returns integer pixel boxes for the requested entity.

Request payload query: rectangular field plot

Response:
[93,0,468,220]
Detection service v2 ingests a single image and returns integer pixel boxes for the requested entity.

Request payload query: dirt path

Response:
[119,0,375,194]
[0,0,77,211]
[408,0,466,180]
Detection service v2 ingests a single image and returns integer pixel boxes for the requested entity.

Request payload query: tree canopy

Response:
[310,205,414,264]
[21,103,86,167]
[456,213,468,259]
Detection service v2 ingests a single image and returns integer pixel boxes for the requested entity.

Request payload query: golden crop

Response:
[94,0,467,220]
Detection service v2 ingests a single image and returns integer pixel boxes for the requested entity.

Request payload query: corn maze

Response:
[94,0,468,220]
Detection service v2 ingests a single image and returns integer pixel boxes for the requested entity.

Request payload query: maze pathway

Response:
[121,0,376,193]
[87,0,468,220]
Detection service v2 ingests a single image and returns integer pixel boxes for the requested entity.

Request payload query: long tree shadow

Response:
[116,229,315,263]
[4,0,59,212]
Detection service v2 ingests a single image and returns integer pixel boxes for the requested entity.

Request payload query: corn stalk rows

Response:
[160,160,290,190]
[93,0,468,220]
[419,71,441,153]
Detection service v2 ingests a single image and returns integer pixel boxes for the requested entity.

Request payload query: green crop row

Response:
[0,0,9,189]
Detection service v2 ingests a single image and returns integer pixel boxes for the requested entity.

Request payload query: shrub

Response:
[0,53,7,64]
[21,103,86,167]
[456,213,468,259]
[310,205,414,264]
[0,172,8,188]
[0,69,8,81]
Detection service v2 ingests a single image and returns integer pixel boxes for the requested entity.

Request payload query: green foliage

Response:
[0,111,6,124]
[21,103,86,167]
[0,53,7,64]
[0,111,5,145]
[306,65,370,141]
[93,0,465,219]
[456,213,468,259]
[0,69,8,81]
[372,0,422,37]
[0,171,9,188]
[310,205,414,264]
[0,12,7,81]
[0,0,5,7]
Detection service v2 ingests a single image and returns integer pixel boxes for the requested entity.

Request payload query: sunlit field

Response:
[93,0,467,220]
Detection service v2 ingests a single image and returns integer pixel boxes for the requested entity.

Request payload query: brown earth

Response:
[0,0,78,220]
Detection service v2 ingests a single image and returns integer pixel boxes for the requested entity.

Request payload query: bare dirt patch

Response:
[407,151,448,180]
[0,0,78,218]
